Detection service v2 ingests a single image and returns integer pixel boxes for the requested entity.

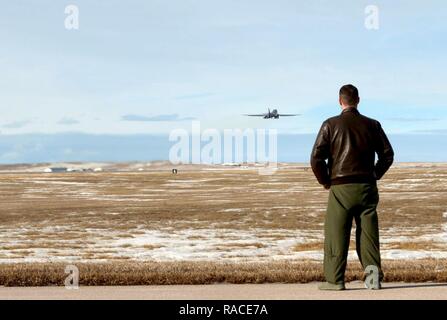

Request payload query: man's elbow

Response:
[310,157,318,172]
[310,153,319,171]
[388,157,394,167]
[386,149,395,166]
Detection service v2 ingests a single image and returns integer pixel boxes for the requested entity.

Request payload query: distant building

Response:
[44,167,68,173]
[222,163,241,167]
[93,167,103,172]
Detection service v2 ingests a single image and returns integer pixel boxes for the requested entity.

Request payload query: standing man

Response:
[310,84,394,290]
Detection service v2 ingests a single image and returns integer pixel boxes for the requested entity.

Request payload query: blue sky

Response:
[0,1,446,162]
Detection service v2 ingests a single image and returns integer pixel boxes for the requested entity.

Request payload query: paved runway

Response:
[1,282,446,300]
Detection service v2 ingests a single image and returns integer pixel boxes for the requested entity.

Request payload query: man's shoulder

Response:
[322,115,340,125]
[323,113,381,126]
[359,113,380,124]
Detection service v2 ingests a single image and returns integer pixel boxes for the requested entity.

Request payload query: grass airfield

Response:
[0,162,446,285]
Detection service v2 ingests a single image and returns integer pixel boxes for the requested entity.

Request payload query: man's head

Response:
[339,84,360,109]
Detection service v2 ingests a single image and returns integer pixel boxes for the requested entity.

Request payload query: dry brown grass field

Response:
[0,163,446,285]
[1,260,447,287]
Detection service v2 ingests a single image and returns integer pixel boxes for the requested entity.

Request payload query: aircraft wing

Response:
[244,114,266,117]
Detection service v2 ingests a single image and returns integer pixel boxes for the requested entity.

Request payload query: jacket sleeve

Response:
[310,121,331,186]
[374,121,394,180]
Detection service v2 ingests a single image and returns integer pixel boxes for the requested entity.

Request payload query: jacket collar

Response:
[341,107,359,115]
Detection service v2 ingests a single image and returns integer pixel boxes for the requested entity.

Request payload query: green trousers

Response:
[324,183,383,284]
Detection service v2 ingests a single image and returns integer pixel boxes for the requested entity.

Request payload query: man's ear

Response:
[339,96,343,106]
[358,97,360,105]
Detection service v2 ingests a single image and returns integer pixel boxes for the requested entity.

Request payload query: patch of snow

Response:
[381,250,447,260]
[220,208,243,213]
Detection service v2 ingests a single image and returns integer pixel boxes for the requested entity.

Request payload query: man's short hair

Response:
[339,84,359,106]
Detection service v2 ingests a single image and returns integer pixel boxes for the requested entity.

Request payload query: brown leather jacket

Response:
[310,107,394,186]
